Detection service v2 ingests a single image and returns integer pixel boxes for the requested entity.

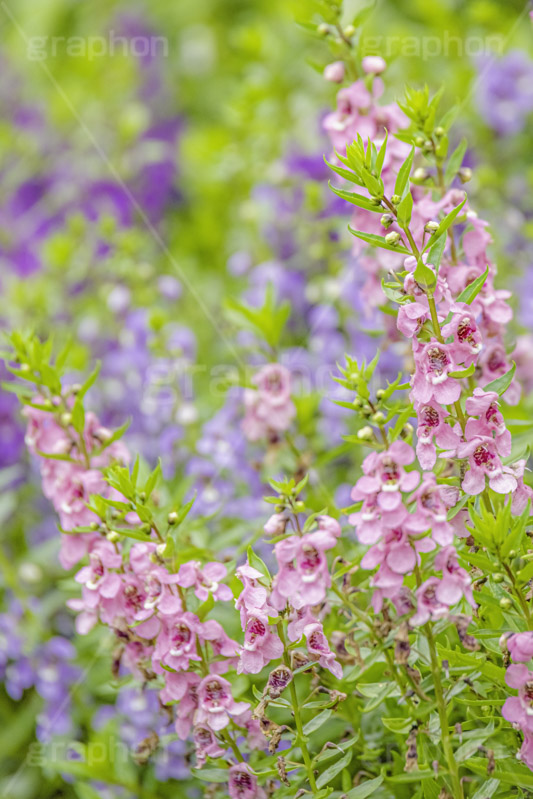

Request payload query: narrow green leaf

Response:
[394,146,415,198]
[483,362,515,396]
[328,181,382,213]
[444,137,468,185]
[316,750,353,789]
[348,226,410,254]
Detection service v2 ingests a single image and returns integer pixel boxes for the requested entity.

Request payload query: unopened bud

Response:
[156,543,166,557]
[435,126,445,138]
[493,572,504,583]
[424,221,440,234]
[414,135,425,147]
[413,167,428,182]
[499,597,512,610]
[357,426,374,441]
[385,231,401,246]
[391,194,401,205]
[60,412,72,427]
[376,389,385,399]
[106,531,121,543]
[323,61,345,83]
[167,511,178,525]
[343,25,356,37]
[361,55,386,74]
[380,213,393,229]
[264,513,288,536]
[401,423,414,441]
[371,411,385,424]
[459,167,472,183]
[317,23,329,36]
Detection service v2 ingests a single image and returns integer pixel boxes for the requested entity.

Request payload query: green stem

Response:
[425,623,464,799]
[502,561,533,627]
[278,622,318,793]
[221,729,245,763]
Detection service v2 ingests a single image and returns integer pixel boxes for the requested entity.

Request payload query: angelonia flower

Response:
[503,632,533,770]
[242,363,296,442]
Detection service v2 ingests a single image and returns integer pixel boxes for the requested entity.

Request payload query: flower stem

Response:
[278,622,318,793]
[425,623,464,799]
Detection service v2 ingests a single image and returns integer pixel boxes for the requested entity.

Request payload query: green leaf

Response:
[423,196,466,250]
[324,156,362,186]
[71,396,85,434]
[348,226,410,254]
[316,749,353,790]
[426,233,446,272]
[303,708,333,735]
[247,546,271,580]
[78,361,101,398]
[394,146,415,198]
[192,767,229,783]
[483,362,515,396]
[470,779,500,799]
[448,363,475,379]
[382,717,412,734]
[328,181,381,212]
[456,265,489,306]
[397,191,413,228]
[144,459,162,498]
[375,129,388,176]
[444,137,468,185]
[346,776,384,798]
[413,258,436,291]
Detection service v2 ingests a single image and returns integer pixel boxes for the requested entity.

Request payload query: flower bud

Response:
[264,513,287,536]
[107,531,121,543]
[343,25,356,38]
[435,126,445,138]
[459,167,472,183]
[267,665,293,698]
[385,231,401,246]
[156,543,166,557]
[414,135,425,147]
[60,412,72,427]
[424,221,439,234]
[362,55,386,74]
[323,61,345,83]
[380,213,393,229]
[413,167,428,182]
[357,426,374,441]
[376,389,385,399]
[167,511,178,525]
[493,572,504,583]
[499,597,512,610]
[317,23,329,36]
[371,411,385,424]
[391,194,401,205]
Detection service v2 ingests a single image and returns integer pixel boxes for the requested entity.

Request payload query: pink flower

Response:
[153,612,203,673]
[441,304,482,364]
[177,561,233,602]
[362,55,386,74]
[242,364,295,441]
[502,664,533,734]
[410,577,451,626]
[193,725,225,767]
[229,764,267,799]
[271,529,337,610]
[507,460,533,515]
[465,388,511,457]
[287,606,317,643]
[397,302,428,338]
[458,435,517,495]
[415,401,461,469]
[324,61,345,82]
[303,622,342,678]
[235,563,270,624]
[160,672,201,739]
[195,675,249,731]
[508,633,533,663]
[411,340,462,405]
[406,473,454,546]
[237,610,284,674]
[263,513,288,536]
[75,540,122,600]
[351,441,419,513]
[434,546,475,608]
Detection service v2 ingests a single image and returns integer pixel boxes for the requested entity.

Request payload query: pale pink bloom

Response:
[508,633,533,663]
[415,401,461,469]
[195,675,249,732]
[201,618,240,665]
[263,512,288,536]
[362,526,434,579]
[397,302,428,338]
[411,340,462,405]
[362,55,386,74]
[237,610,284,674]
[324,61,345,82]
[193,725,225,767]
[177,560,233,602]
[271,529,337,610]
[304,622,342,678]
[160,672,201,739]
[152,612,203,673]
[465,388,511,456]
[507,460,533,515]
[351,442,419,513]
[410,577,450,626]
[229,763,267,799]
[75,540,122,599]
[406,473,454,546]
[235,563,275,626]
[441,304,482,364]
[23,405,69,455]
[242,364,295,441]
[316,515,342,538]
[434,546,475,608]
[287,606,317,642]
[59,532,99,570]
[502,664,533,734]
[42,462,106,532]
[458,434,517,495]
